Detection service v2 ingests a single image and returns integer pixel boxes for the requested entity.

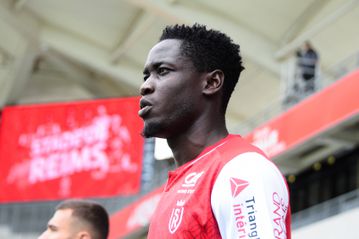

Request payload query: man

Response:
[139,24,291,238]
[38,199,109,239]
[296,41,319,93]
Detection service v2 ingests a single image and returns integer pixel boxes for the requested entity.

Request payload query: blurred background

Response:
[0,0,358,238]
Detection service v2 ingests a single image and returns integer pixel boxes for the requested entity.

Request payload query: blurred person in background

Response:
[38,199,109,239]
[296,41,319,93]
[139,23,291,238]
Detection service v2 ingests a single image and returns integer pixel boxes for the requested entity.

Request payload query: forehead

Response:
[49,209,74,227]
[145,39,186,67]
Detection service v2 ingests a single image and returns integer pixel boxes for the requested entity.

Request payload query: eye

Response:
[48,225,58,232]
[143,73,149,81]
[158,67,170,76]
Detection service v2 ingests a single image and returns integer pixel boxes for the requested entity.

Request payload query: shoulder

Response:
[211,151,289,208]
[210,152,290,238]
[228,152,282,176]
[214,152,286,190]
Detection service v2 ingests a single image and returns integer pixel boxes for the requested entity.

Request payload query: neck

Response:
[167,115,228,167]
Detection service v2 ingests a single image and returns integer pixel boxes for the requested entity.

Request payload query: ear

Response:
[77,231,91,239]
[202,70,224,96]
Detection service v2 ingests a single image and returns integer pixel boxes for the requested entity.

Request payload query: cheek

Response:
[167,83,198,101]
[160,91,189,114]
[39,230,55,239]
[156,76,201,113]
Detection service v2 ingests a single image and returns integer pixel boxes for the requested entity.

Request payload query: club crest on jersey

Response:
[182,171,204,188]
[230,177,249,198]
[168,200,185,234]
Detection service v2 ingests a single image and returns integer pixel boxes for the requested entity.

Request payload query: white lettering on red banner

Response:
[9,106,136,185]
[251,127,286,157]
[0,97,143,201]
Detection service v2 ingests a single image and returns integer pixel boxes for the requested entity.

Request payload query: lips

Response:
[138,98,152,118]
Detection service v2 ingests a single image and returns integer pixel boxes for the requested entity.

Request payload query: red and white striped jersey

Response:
[148,134,291,239]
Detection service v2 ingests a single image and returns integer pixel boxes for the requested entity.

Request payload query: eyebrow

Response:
[143,62,165,74]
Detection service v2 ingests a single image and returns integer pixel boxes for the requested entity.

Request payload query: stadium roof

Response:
[1,0,359,133]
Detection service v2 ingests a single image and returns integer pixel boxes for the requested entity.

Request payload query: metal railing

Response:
[292,189,359,229]
[234,51,359,135]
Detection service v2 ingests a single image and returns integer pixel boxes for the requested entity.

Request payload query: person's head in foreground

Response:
[139,23,244,145]
[38,199,109,239]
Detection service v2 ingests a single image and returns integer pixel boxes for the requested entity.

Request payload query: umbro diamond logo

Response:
[230,177,249,198]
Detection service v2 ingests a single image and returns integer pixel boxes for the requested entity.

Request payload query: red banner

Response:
[245,70,359,158]
[0,97,144,202]
[109,185,164,239]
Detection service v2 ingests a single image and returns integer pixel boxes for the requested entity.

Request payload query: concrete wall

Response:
[292,207,359,239]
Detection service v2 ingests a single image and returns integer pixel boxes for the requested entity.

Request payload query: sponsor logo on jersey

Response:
[182,171,204,188]
[230,177,249,198]
[230,178,259,238]
[168,200,185,234]
[272,192,288,239]
[177,171,204,194]
[233,196,259,238]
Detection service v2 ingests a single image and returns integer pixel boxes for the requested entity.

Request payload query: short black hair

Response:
[56,199,109,239]
[159,23,244,113]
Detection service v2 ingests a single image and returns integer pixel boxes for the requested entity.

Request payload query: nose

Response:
[139,78,154,96]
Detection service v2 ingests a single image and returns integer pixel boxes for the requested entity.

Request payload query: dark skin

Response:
[139,39,228,166]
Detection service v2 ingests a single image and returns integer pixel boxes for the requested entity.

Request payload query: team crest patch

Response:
[168,200,185,234]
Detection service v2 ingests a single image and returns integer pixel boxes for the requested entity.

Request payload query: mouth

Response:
[138,99,152,118]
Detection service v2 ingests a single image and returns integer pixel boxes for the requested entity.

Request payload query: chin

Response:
[142,121,165,138]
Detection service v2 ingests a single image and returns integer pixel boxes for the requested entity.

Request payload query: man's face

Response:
[139,39,206,138]
[38,209,82,239]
